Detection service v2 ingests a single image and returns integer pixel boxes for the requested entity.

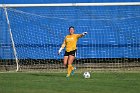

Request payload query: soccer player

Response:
[58,26,87,78]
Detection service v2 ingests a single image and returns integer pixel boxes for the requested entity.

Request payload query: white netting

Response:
[0,5,140,72]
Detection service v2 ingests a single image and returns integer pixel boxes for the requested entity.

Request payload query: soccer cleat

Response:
[71,67,76,75]
[66,74,70,80]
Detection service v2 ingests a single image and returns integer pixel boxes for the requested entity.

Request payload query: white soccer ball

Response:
[83,72,90,78]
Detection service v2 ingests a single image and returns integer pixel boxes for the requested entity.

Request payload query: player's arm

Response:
[58,38,66,55]
[77,32,88,38]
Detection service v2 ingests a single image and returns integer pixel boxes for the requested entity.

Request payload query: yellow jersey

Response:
[61,34,82,52]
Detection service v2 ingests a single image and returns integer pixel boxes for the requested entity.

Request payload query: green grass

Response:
[0,72,140,93]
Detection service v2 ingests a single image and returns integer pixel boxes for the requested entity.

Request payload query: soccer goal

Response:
[0,2,140,72]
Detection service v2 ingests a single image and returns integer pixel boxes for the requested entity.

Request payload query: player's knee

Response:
[63,63,67,66]
[63,61,67,65]
[63,63,68,68]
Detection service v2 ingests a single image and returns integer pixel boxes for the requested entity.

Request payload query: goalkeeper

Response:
[58,26,87,78]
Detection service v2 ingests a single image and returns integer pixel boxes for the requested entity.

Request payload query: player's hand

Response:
[58,51,61,55]
[82,32,88,35]
[58,48,63,55]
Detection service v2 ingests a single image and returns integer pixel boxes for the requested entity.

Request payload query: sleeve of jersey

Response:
[76,34,83,38]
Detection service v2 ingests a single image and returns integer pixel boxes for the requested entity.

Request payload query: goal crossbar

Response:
[0,2,140,7]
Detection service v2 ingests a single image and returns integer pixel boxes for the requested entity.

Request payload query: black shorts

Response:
[64,50,77,57]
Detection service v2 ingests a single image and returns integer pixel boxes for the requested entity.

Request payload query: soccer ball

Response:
[83,72,90,78]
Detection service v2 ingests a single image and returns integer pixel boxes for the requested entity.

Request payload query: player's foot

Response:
[66,74,70,80]
[71,67,76,75]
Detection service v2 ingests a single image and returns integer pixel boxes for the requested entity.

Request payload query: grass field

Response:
[0,72,140,93]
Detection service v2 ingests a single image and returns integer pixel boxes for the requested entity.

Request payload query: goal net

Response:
[0,3,140,72]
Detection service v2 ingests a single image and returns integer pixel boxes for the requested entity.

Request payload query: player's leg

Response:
[67,55,75,77]
[63,56,68,68]
[70,50,77,75]
[63,51,69,68]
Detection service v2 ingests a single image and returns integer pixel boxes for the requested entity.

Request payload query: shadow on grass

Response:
[29,73,65,77]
